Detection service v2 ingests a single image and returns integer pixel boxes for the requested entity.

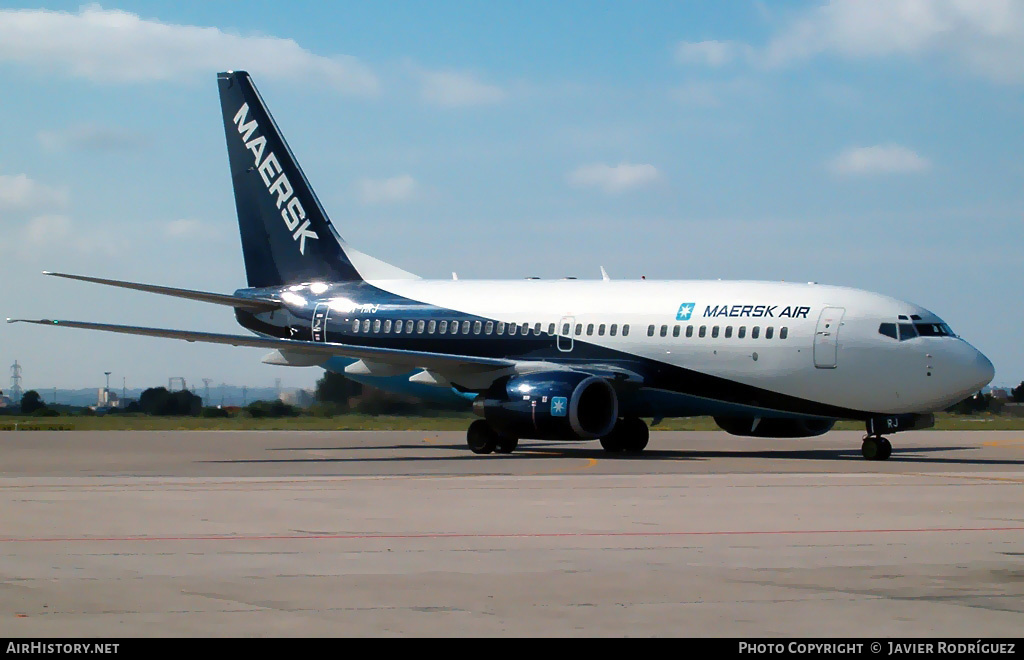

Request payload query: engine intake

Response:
[474,372,618,440]
[714,416,835,438]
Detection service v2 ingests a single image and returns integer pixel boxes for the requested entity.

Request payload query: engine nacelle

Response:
[474,372,618,440]
[714,416,835,438]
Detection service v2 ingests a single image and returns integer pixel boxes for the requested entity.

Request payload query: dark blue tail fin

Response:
[218,70,361,287]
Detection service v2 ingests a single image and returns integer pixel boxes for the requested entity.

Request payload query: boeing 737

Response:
[8,71,995,460]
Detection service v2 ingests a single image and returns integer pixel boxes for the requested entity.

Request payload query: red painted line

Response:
[1,526,1022,544]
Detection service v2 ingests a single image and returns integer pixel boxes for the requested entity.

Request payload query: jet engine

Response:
[713,416,835,438]
[473,372,618,440]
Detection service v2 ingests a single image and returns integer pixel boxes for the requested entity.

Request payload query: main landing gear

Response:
[861,436,892,461]
[466,420,518,455]
[600,417,649,454]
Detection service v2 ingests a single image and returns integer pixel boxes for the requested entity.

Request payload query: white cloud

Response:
[0,174,68,212]
[356,175,419,204]
[675,40,751,67]
[829,145,931,175]
[164,218,203,237]
[763,0,1024,83]
[38,124,145,151]
[567,163,662,193]
[0,5,378,93]
[23,215,72,244]
[418,70,506,107]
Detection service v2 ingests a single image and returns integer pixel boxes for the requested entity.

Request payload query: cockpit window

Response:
[897,323,917,341]
[878,323,897,340]
[915,322,954,337]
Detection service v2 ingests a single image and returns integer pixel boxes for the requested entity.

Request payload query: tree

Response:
[1012,381,1024,403]
[138,387,202,416]
[20,390,45,414]
[315,372,362,405]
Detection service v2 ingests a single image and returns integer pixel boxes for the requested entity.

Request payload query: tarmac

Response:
[1,429,1022,637]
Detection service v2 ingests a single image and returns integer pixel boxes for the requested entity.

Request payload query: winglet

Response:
[600,266,610,281]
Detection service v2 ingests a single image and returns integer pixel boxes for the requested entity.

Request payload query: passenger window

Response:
[648,325,655,337]
[598,324,605,336]
[752,326,759,339]
[672,325,680,338]
[686,325,693,338]
[622,324,630,336]
[610,324,617,336]
[373,319,381,333]
[780,327,788,339]
[765,327,774,339]
[712,326,719,338]
[521,323,530,335]
[510,323,518,336]
[362,319,371,333]
[497,322,505,335]
[352,319,360,332]
[698,326,706,338]
[660,325,668,337]
[587,324,594,336]
[485,321,493,334]
[561,323,570,335]
[724,326,732,338]
[407,321,415,334]
[548,323,555,335]
[438,320,447,334]
[395,320,404,333]
[898,323,917,341]
[534,323,542,335]
[738,326,745,339]
[461,321,470,334]
[427,320,436,334]
[473,321,482,334]
[416,320,426,333]
[384,319,392,333]
[575,324,583,336]
[451,321,459,334]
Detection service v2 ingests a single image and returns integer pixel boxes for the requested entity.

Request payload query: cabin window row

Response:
[646,324,788,340]
[352,319,563,336]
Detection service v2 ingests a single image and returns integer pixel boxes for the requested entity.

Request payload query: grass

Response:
[1,412,1022,431]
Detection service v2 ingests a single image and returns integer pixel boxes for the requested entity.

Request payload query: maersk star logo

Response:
[551,397,568,417]
[676,303,695,321]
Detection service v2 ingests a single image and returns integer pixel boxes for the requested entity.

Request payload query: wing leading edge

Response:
[6,318,514,374]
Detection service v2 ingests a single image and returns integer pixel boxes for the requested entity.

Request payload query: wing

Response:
[6,318,514,375]
[42,272,280,312]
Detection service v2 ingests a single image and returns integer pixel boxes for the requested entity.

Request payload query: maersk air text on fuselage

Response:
[9,71,994,461]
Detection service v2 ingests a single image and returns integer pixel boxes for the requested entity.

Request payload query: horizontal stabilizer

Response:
[42,272,279,312]
[7,318,514,374]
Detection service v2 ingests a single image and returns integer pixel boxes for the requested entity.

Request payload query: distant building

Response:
[990,389,1009,400]
[97,388,121,409]
[280,388,315,408]
[0,394,11,408]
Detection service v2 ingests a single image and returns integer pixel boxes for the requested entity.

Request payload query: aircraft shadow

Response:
[204,444,1024,467]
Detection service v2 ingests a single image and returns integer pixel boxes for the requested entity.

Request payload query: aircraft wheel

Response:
[467,420,497,455]
[495,436,519,454]
[861,437,892,461]
[622,417,649,453]
[600,427,625,453]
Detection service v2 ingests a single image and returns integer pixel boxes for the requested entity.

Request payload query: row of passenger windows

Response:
[352,319,560,336]
[348,318,788,340]
[646,324,788,340]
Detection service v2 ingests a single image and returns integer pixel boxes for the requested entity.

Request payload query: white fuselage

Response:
[347,278,993,415]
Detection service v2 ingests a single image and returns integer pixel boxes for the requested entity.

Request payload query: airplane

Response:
[8,71,995,461]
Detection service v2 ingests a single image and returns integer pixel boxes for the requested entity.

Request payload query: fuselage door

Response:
[557,316,575,352]
[312,302,330,342]
[813,306,845,369]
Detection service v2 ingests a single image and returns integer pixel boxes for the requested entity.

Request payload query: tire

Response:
[622,418,649,453]
[600,430,625,453]
[467,420,497,455]
[495,436,519,454]
[877,437,892,461]
[861,437,881,461]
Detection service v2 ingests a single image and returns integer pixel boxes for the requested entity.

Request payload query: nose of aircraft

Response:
[971,348,996,392]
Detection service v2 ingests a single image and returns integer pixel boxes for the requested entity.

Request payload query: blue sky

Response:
[1,1,1021,393]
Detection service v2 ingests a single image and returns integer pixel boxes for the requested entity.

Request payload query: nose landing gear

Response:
[861,436,892,461]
